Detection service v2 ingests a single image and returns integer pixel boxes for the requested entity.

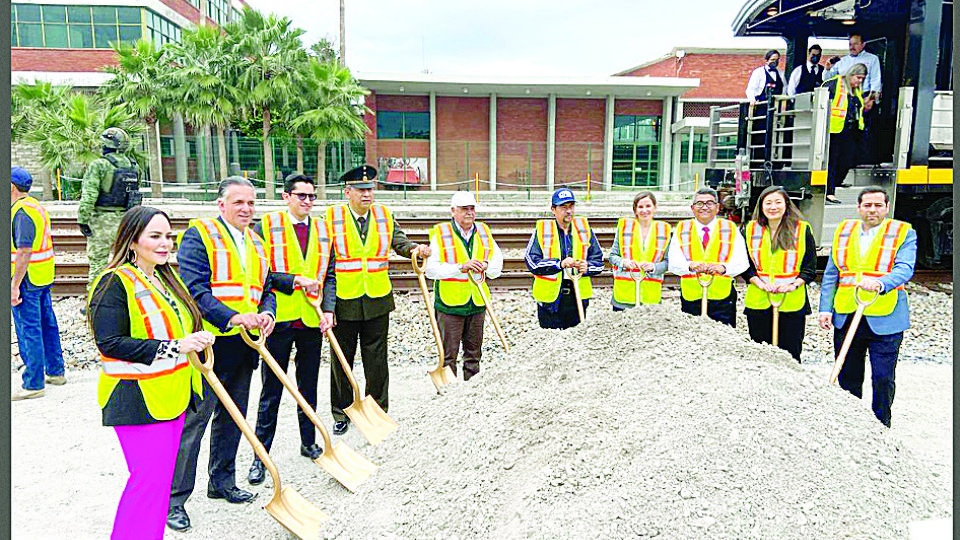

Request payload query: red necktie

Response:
[701,226,710,247]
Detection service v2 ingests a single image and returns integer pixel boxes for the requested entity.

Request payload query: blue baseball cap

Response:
[11,167,32,191]
[551,188,575,206]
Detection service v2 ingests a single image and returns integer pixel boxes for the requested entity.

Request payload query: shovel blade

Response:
[265,485,329,540]
[314,441,378,493]
[428,364,457,392]
[345,397,398,446]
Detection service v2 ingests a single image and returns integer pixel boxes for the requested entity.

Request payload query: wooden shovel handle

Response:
[829,286,880,383]
[412,258,445,369]
[411,252,427,275]
[468,271,509,352]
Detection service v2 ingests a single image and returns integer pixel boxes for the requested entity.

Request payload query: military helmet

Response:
[101,127,130,152]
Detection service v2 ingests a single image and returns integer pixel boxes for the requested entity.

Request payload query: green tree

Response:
[224,7,307,198]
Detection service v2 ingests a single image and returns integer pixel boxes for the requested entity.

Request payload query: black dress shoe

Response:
[300,443,322,460]
[838,182,852,188]
[825,196,842,205]
[333,420,349,436]
[248,459,266,485]
[207,486,259,504]
[166,506,191,532]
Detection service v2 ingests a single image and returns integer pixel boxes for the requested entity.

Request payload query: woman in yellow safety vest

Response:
[86,206,214,540]
[608,191,672,310]
[741,186,817,361]
[822,62,867,205]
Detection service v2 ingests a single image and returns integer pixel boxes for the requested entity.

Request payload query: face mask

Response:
[767,61,779,70]
[810,54,821,64]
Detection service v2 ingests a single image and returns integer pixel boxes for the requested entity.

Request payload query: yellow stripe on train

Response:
[896,166,954,185]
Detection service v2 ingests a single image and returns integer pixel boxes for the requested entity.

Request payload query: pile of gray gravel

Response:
[318,303,950,540]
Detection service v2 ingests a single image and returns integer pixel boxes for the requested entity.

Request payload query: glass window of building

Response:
[12,3,142,48]
[376,111,430,140]
[612,115,661,187]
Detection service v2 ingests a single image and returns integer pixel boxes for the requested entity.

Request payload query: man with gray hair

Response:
[668,187,749,327]
[167,176,277,532]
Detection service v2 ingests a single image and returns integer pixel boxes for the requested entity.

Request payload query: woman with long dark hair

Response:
[87,206,214,539]
[741,186,817,361]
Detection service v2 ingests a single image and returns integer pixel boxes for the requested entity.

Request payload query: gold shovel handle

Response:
[410,253,445,369]
[411,252,427,275]
[829,285,881,384]
[304,295,364,402]
[468,270,510,352]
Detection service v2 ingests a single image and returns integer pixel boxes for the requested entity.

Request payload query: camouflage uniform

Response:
[78,152,140,289]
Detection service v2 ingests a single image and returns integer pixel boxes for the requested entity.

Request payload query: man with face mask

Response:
[745,50,786,103]
[787,44,826,96]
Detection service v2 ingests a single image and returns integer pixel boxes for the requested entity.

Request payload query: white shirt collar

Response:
[453,220,474,238]
[222,219,245,241]
[286,211,309,225]
[348,206,370,221]
[694,217,717,231]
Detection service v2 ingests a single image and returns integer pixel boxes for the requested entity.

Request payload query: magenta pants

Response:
[111,414,185,540]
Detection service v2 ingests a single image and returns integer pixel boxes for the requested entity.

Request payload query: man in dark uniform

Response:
[744,50,787,164]
[325,165,430,436]
[787,44,825,96]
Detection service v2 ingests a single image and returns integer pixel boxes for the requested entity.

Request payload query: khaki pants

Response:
[87,209,123,289]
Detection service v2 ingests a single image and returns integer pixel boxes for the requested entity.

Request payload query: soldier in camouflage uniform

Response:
[78,128,141,290]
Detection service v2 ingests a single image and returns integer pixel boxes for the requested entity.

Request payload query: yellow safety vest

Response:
[91,263,202,421]
[611,219,671,305]
[831,218,911,317]
[431,221,495,307]
[326,204,395,300]
[743,220,810,312]
[186,218,270,336]
[260,211,331,327]
[825,75,865,134]
[11,196,55,287]
[531,217,594,303]
[676,218,737,301]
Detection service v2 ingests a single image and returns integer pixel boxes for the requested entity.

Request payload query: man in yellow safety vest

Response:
[326,165,430,436]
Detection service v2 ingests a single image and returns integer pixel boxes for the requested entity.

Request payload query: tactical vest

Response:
[260,211,331,327]
[431,221,495,307]
[531,217,593,303]
[325,204,395,300]
[743,220,810,312]
[91,263,201,420]
[611,219,671,306]
[676,218,737,301]
[11,196,55,287]
[186,218,269,336]
[831,219,911,317]
[95,154,141,209]
[824,75,865,134]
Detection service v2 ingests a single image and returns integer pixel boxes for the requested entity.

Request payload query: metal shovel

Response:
[565,266,586,324]
[467,270,509,352]
[187,347,328,539]
[239,328,377,493]
[767,290,786,347]
[696,272,715,317]
[307,296,398,446]
[829,286,880,384]
[411,253,456,391]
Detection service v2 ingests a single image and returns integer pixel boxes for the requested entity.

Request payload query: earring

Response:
[128,250,137,263]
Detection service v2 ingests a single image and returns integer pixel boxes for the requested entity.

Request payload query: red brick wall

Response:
[614,99,663,116]
[555,98,604,187]
[376,95,429,112]
[437,96,489,190]
[496,98,547,190]
[12,48,118,72]
[619,54,765,100]
[159,0,203,25]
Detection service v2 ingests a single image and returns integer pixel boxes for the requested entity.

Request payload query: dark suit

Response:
[330,211,417,422]
[170,216,276,507]
[251,219,336,453]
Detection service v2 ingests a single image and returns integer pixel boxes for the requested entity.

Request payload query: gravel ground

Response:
[10,285,952,539]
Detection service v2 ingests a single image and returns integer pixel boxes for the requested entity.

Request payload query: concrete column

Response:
[603,95,614,190]
[546,93,556,190]
[489,92,497,191]
[429,91,437,190]
[173,114,188,183]
[660,97,674,190]
[687,126,695,191]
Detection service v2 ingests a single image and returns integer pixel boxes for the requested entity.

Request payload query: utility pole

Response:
[339,0,345,63]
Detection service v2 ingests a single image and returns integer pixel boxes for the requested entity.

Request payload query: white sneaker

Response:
[11,388,45,401]
[45,375,67,386]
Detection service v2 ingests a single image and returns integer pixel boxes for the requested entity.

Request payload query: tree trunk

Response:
[316,140,327,200]
[217,125,229,181]
[262,106,275,199]
[296,135,304,174]
[42,169,54,200]
[201,123,215,185]
[147,118,162,198]
[173,114,188,183]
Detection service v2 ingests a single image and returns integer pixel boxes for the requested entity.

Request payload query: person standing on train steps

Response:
[787,44,826,96]
[822,63,868,205]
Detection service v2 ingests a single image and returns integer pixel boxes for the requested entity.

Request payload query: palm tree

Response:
[223,7,307,199]
[99,38,174,197]
[166,25,238,182]
[291,59,370,199]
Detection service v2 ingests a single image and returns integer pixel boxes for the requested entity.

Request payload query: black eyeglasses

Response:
[692,201,718,209]
[289,192,318,201]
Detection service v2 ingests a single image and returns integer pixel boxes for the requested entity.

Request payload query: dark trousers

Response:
[834,318,902,427]
[680,288,737,327]
[330,314,389,423]
[745,308,806,361]
[253,325,322,455]
[12,284,64,391]
[537,282,589,330]
[826,129,861,196]
[438,311,485,381]
[170,334,257,507]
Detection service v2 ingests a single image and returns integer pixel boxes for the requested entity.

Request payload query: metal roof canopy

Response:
[356,72,698,99]
[732,0,911,38]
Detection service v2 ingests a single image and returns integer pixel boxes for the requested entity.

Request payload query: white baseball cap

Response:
[450,191,477,208]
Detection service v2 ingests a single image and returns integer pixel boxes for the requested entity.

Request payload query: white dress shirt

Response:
[667,218,749,277]
[745,66,786,101]
[223,220,247,269]
[787,62,823,96]
[826,50,882,94]
[424,222,504,281]
[819,220,884,316]
[287,210,308,226]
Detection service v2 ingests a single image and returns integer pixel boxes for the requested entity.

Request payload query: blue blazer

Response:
[818,227,917,335]
[178,216,277,334]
